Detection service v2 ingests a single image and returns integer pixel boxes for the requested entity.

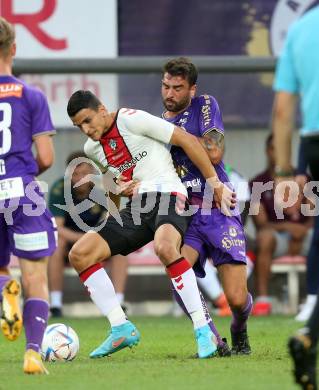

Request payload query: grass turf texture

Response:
[0,315,313,389]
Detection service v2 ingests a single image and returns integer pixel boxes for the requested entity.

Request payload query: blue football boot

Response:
[90,321,140,358]
[195,324,218,359]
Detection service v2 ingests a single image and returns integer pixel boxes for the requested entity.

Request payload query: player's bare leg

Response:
[109,255,129,310]
[155,226,217,358]
[218,263,252,355]
[48,236,67,317]
[69,232,140,358]
[20,257,50,374]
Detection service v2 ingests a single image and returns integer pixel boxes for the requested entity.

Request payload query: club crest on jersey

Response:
[229,227,237,237]
[109,139,117,150]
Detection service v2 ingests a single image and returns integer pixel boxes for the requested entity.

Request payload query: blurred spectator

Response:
[249,134,313,316]
[48,151,128,317]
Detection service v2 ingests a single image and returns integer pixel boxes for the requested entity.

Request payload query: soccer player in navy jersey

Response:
[0,17,57,374]
[161,57,252,354]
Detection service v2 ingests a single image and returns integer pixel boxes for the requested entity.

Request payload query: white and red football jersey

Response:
[84,108,187,196]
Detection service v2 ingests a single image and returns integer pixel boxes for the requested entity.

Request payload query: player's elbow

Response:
[210,148,223,165]
[273,103,287,122]
[38,152,54,170]
[272,92,295,125]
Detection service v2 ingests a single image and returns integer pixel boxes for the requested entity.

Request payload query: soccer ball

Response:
[41,323,80,362]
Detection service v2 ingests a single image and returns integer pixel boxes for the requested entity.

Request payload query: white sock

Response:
[197,260,222,300]
[305,294,317,305]
[168,259,207,330]
[50,291,62,308]
[116,293,124,304]
[80,264,127,327]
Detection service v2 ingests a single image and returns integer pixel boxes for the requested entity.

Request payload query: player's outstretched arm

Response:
[33,134,55,174]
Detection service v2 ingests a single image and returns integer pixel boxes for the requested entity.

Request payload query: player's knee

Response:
[154,241,179,264]
[69,243,86,267]
[256,229,275,250]
[22,270,47,297]
[226,290,247,310]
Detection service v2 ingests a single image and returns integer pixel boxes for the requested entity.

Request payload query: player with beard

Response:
[161,57,252,355]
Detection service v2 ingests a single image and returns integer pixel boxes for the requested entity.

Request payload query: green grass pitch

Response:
[0,315,312,390]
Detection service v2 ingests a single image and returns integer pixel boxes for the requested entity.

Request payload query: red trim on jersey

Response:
[121,108,137,115]
[79,263,103,282]
[100,110,135,180]
[166,257,191,278]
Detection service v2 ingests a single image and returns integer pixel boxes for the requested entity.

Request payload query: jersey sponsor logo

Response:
[13,231,49,251]
[118,151,147,173]
[184,178,202,189]
[0,177,24,201]
[221,236,245,250]
[201,103,211,128]
[0,83,23,98]
[0,159,5,175]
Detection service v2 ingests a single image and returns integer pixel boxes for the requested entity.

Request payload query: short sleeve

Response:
[118,108,175,144]
[84,139,108,172]
[27,88,55,138]
[48,178,66,218]
[273,27,299,93]
[198,95,224,136]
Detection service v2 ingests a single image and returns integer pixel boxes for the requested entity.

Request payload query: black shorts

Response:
[97,192,191,256]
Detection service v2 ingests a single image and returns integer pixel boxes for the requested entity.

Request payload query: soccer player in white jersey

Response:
[66,90,235,359]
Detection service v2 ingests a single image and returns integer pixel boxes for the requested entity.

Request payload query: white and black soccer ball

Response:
[41,323,80,362]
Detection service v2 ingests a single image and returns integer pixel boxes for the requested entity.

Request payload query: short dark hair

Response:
[163,57,198,86]
[66,150,87,165]
[67,90,101,118]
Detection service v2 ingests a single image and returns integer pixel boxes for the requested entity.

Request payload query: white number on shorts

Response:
[0,102,12,155]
